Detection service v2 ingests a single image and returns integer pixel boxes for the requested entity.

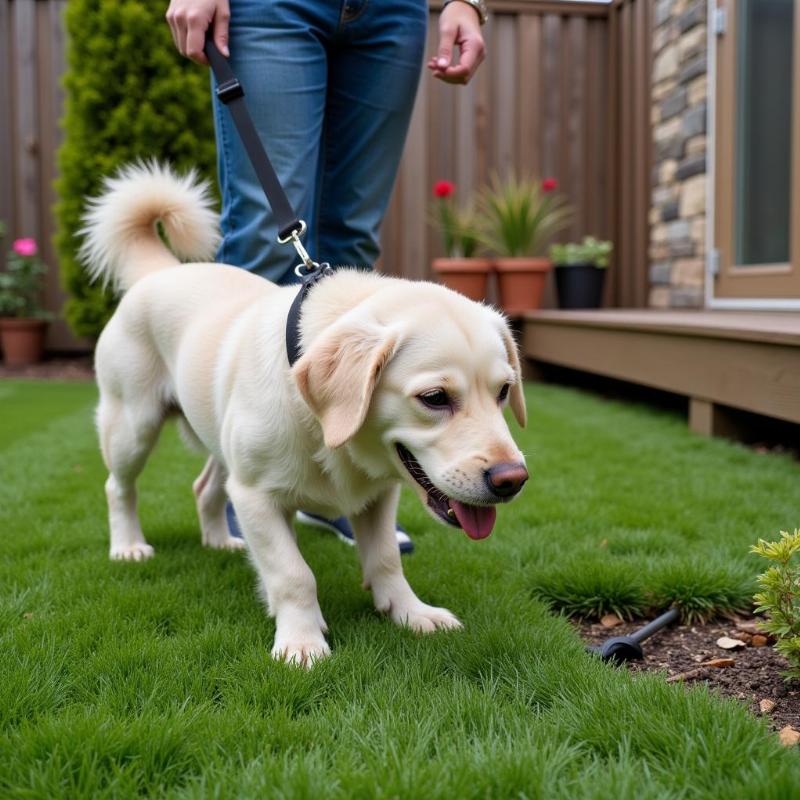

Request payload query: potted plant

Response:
[0,236,53,367]
[430,180,491,301]
[477,175,572,315]
[550,236,612,309]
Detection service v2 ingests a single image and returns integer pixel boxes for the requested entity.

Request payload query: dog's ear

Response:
[498,324,527,428]
[293,322,400,449]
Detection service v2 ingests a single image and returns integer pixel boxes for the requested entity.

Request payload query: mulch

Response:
[0,355,94,381]
[580,617,800,732]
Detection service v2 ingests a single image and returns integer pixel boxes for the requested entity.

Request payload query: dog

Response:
[81,162,528,665]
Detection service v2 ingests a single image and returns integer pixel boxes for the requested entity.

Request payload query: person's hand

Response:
[428,1,486,85]
[166,0,230,65]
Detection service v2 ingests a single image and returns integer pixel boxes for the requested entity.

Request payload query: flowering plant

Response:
[0,238,52,319]
[477,174,572,257]
[431,180,481,258]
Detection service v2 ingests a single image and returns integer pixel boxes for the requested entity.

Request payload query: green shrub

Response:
[55,0,218,338]
[751,528,800,680]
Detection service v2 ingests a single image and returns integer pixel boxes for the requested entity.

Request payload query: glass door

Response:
[714,0,800,299]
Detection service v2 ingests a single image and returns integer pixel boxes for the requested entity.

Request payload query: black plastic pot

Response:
[555,263,606,309]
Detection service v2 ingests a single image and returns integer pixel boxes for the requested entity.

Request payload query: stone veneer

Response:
[650,0,708,308]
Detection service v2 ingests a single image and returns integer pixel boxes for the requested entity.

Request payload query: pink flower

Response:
[433,180,456,199]
[542,178,558,193]
[13,238,38,257]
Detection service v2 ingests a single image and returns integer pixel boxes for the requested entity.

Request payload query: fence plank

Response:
[13,0,40,241]
[0,0,13,234]
[517,13,542,179]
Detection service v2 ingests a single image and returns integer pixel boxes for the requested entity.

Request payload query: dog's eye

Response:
[498,383,510,403]
[418,389,451,410]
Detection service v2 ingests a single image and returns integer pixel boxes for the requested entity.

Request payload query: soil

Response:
[0,355,94,381]
[580,617,800,732]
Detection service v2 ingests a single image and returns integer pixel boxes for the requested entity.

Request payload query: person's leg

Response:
[315,0,428,267]
[212,0,333,283]
[293,0,427,551]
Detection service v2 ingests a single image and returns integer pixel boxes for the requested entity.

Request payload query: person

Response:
[166,0,487,553]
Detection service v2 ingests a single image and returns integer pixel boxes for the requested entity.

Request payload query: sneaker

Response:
[295,511,414,555]
[226,500,243,538]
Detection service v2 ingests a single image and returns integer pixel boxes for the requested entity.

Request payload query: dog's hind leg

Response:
[97,393,164,561]
[193,456,246,551]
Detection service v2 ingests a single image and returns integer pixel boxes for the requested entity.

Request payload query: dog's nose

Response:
[485,463,528,498]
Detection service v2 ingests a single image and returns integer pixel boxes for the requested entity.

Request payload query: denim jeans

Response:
[212,0,428,283]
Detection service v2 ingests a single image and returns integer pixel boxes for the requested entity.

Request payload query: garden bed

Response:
[0,354,93,381]
[581,618,800,733]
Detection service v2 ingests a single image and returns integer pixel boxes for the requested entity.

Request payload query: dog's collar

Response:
[286,263,335,366]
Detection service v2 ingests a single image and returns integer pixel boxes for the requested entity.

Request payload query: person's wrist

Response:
[442,0,487,26]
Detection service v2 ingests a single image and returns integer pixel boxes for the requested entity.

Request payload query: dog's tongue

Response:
[450,501,496,540]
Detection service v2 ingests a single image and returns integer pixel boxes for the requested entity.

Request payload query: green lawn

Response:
[1,379,799,798]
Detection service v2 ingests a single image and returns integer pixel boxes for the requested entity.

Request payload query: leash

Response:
[204,35,333,366]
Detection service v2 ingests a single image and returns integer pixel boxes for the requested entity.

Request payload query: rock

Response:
[735,620,761,635]
[675,154,706,181]
[650,261,672,285]
[700,658,735,668]
[779,726,800,747]
[678,55,706,85]
[751,635,768,647]
[759,699,776,714]
[600,613,623,629]
[679,174,706,217]
[716,636,746,650]
[677,1,705,34]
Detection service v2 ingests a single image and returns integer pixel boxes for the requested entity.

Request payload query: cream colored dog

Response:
[81,163,528,665]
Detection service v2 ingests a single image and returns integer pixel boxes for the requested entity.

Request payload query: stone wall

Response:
[650,0,708,308]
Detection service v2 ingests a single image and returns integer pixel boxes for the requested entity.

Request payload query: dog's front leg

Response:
[226,478,329,666]
[351,485,462,633]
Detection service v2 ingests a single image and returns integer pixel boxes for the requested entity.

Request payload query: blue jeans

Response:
[212,0,428,283]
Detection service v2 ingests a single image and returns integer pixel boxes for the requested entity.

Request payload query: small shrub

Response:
[751,528,800,680]
[56,0,218,338]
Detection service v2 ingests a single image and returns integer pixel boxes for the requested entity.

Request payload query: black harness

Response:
[204,35,332,367]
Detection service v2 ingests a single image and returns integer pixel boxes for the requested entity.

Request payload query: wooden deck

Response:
[522,310,800,435]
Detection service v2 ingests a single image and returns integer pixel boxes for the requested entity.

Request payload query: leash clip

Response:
[215,78,244,104]
[277,220,319,275]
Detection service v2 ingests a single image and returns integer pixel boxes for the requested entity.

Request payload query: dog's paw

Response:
[390,601,463,633]
[271,633,331,668]
[110,543,155,561]
[205,536,248,552]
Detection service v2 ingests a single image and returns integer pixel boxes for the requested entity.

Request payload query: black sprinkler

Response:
[587,606,680,663]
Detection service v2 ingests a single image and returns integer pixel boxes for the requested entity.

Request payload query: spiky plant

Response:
[477,174,572,257]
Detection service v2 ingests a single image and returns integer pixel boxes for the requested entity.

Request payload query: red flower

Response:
[542,178,558,193]
[433,180,455,199]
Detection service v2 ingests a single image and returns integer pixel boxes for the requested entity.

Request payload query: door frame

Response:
[706,0,800,309]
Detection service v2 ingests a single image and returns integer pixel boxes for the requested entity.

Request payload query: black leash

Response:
[204,35,332,366]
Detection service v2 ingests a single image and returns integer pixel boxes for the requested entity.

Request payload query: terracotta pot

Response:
[432,257,492,302]
[494,257,552,315]
[0,318,48,367]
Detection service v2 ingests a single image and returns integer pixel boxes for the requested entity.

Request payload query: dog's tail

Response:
[79,161,220,292]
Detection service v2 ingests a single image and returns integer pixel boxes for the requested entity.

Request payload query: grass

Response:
[1,378,799,798]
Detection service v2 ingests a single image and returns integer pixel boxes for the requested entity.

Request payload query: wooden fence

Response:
[0,0,650,350]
